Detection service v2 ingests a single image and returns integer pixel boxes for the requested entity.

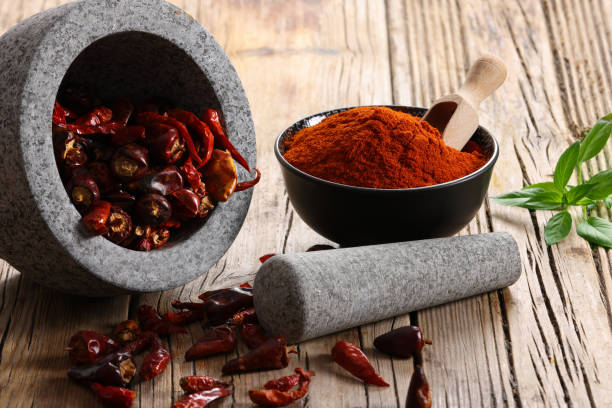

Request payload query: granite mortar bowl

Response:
[0,0,256,296]
[275,106,498,246]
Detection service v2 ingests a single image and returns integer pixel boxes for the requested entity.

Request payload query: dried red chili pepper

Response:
[184,326,236,361]
[179,158,206,196]
[88,382,135,408]
[259,254,276,263]
[75,106,113,126]
[127,166,183,196]
[373,326,432,359]
[53,101,67,124]
[239,323,269,349]
[231,307,257,326]
[134,193,172,226]
[171,300,206,311]
[240,282,252,288]
[67,331,119,365]
[104,206,133,244]
[198,195,215,218]
[406,365,432,408]
[331,341,389,386]
[121,331,154,355]
[67,171,100,213]
[167,109,214,166]
[113,320,141,346]
[111,126,146,146]
[163,310,204,326]
[88,162,118,194]
[169,188,201,219]
[202,149,237,202]
[149,226,171,249]
[68,350,136,387]
[179,376,231,393]
[249,368,315,407]
[222,336,294,374]
[112,97,134,125]
[235,168,261,192]
[140,334,170,380]
[56,133,89,168]
[163,216,182,229]
[83,201,112,235]
[145,123,186,164]
[111,143,149,181]
[136,112,203,164]
[307,244,335,252]
[198,286,253,326]
[105,190,136,210]
[202,109,251,172]
[171,388,231,408]
[137,305,187,336]
[263,372,300,392]
[56,121,126,135]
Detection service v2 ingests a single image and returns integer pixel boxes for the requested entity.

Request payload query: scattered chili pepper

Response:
[140,334,170,380]
[164,310,204,326]
[198,286,253,326]
[67,331,119,365]
[202,149,237,202]
[306,244,335,252]
[145,123,185,164]
[113,320,141,346]
[406,365,432,408]
[202,109,251,172]
[171,388,231,408]
[239,323,269,349]
[249,368,315,407]
[68,350,136,387]
[83,201,112,235]
[137,305,187,336]
[121,331,154,355]
[88,382,135,408]
[235,168,261,192]
[171,299,206,311]
[222,336,294,374]
[331,340,389,387]
[111,126,146,146]
[179,376,230,394]
[373,326,432,359]
[167,109,214,166]
[231,307,257,326]
[185,326,236,361]
[259,253,276,263]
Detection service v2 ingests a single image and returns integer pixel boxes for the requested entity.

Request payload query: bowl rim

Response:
[275,105,499,193]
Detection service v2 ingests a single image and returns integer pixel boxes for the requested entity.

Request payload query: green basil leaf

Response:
[554,141,580,189]
[492,188,563,209]
[523,182,563,193]
[605,197,612,209]
[566,183,596,204]
[544,211,572,245]
[585,169,612,200]
[577,216,612,248]
[578,113,612,163]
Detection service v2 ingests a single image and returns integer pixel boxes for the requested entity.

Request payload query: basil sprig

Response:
[492,113,612,247]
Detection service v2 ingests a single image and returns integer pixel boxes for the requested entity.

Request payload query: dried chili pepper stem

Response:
[331,340,389,387]
[202,109,251,172]
[235,168,261,192]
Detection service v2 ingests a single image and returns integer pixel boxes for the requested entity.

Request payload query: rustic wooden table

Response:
[1,1,611,407]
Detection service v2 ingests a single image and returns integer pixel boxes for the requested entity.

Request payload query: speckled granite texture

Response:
[0,0,255,296]
[254,232,521,343]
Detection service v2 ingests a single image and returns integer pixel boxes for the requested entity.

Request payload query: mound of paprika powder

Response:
[282,106,487,189]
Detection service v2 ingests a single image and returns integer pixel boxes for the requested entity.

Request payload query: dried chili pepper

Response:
[149,226,171,249]
[88,382,135,408]
[198,286,253,326]
[202,149,237,202]
[240,282,252,288]
[406,365,431,408]
[140,334,170,380]
[259,254,276,263]
[331,341,389,386]
[136,112,203,164]
[373,326,432,359]
[145,123,186,164]
[127,166,183,196]
[231,307,257,326]
[134,193,172,226]
[88,162,118,194]
[111,126,146,146]
[307,244,335,252]
[180,376,230,393]
[104,206,133,244]
[171,388,231,408]
[171,299,206,311]
[75,106,113,126]
[249,368,315,407]
[68,350,136,387]
[163,310,204,326]
[235,168,261,192]
[169,188,201,219]
[198,196,215,218]
[67,171,100,213]
[179,158,206,196]
[137,305,187,336]
[202,109,251,172]
[83,201,112,235]
[53,101,67,124]
[111,143,149,181]
[56,121,126,135]
[239,323,269,349]
[67,331,119,365]
[121,331,154,355]
[105,190,136,210]
[113,320,141,346]
[112,97,134,125]
[184,326,236,361]
[56,133,89,168]
[222,336,294,374]
[167,109,215,166]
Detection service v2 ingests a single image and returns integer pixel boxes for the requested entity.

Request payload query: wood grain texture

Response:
[0,0,610,407]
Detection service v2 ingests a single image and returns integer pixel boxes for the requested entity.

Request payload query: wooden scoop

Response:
[422,54,507,151]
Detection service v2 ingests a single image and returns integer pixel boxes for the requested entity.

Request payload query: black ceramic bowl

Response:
[275,106,499,246]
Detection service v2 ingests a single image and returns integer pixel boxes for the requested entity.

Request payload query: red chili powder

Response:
[282,106,488,189]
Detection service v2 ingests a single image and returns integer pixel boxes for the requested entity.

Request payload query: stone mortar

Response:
[0,0,256,296]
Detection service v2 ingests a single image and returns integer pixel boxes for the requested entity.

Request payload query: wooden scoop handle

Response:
[456,54,507,108]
